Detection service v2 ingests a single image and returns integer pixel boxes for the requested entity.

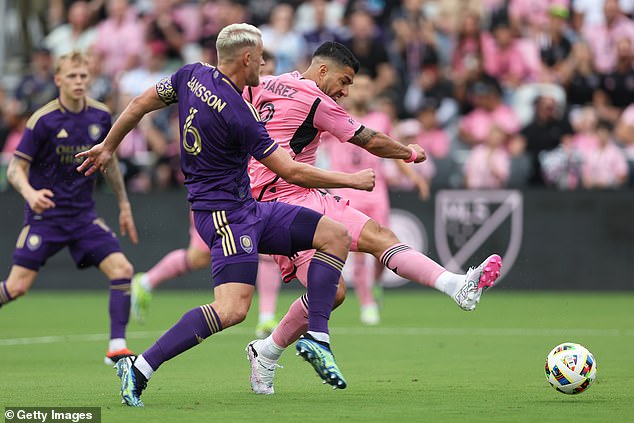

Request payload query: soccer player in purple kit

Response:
[1,51,139,365]
[76,23,375,407]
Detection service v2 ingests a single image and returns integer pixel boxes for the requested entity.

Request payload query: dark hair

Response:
[312,41,360,73]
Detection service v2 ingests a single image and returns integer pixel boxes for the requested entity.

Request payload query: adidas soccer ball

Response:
[544,342,597,394]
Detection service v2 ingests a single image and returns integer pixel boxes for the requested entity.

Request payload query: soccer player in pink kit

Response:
[321,72,430,325]
[245,42,503,395]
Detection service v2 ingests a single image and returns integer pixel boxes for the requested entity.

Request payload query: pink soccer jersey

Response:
[245,71,362,201]
[322,111,392,225]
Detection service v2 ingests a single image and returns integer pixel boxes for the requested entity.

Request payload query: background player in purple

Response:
[77,23,375,407]
[0,51,139,365]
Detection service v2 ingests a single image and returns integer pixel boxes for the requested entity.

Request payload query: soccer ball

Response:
[544,342,597,394]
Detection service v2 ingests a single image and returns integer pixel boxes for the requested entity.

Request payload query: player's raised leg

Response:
[99,252,135,365]
[358,220,502,311]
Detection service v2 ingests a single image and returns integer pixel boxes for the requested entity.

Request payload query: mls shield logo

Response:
[240,235,253,254]
[435,190,523,283]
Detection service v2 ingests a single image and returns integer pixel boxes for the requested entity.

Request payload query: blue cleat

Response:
[296,334,347,390]
[115,356,147,407]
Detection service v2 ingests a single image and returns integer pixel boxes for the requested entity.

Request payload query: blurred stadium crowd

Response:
[1,0,634,193]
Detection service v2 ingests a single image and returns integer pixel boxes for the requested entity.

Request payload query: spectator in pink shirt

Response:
[581,120,629,188]
[459,78,521,145]
[451,12,483,84]
[414,101,450,159]
[92,0,144,78]
[570,106,600,153]
[464,124,511,189]
[481,20,539,89]
[583,0,634,73]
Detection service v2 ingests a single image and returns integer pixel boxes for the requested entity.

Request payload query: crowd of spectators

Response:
[1,0,634,193]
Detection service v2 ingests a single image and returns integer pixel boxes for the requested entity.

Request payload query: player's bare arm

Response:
[259,147,375,191]
[7,156,55,213]
[76,86,167,176]
[102,155,139,244]
[348,127,426,163]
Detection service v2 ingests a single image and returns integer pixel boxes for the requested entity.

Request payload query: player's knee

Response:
[111,259,134,280]
[328,222,351,250]
[223,307,249,327]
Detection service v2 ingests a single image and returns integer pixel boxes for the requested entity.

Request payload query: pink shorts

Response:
[273,189,371,281]
[188,211,210,252]
[331,188,389,227]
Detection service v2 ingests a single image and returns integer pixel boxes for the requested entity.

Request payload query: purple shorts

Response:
[12,217,122,271]
[193,200,321,286]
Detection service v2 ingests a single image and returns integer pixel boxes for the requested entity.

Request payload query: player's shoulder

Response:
[85,97,111,115]
[25,99,62,130]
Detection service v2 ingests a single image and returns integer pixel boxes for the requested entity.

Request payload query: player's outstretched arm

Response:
[76,86,167,176]
[7,156,56,213]
[103,155,139,244]
[348,127,427,163]
[259,147,375,191]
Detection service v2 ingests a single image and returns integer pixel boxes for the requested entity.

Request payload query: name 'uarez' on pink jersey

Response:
[244,71,363,201]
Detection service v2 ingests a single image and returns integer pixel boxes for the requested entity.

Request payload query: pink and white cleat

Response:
[452,254,502,311]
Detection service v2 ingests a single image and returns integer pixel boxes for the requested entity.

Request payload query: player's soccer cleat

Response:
[115,356,147,407]
[360,303,380,325]
[453,254,503,311]
[255,319,279,339]
[104,348,136,366]
[246,340,282,395]
[131,273,152,324]
[295,334,347,390]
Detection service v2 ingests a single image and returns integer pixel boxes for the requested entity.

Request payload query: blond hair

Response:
[55,50,89,74]
[216,23,262,62]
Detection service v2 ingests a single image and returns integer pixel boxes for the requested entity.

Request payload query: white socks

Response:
[434,271,465,297]
[257,337,286,361]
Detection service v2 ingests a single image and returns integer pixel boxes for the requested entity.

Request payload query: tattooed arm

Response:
[102,155,138,244]
[347,127,426,163]
[7,157,55,213]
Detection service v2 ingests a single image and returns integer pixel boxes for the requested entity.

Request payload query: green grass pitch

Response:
[1,290,633,422]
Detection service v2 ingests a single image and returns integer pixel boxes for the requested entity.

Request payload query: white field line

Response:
[1,327,634,347]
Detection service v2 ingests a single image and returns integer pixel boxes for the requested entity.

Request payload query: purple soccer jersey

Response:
[155,63,325,285]
[14,98,112,223]
[156,62,278,211]
[11,98,122,271]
